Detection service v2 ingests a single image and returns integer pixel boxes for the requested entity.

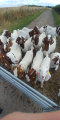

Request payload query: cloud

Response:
[0,0,20,7]
[0,0,60,7]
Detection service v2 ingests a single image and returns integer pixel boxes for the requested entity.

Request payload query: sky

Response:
[0,0,60,8]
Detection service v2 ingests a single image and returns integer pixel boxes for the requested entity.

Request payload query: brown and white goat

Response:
[50,52,60,70]
[26,48,43,85]
[42,35,56,56]
[29,26,40,37]
[0,50,12,70]
[12,48,33,78]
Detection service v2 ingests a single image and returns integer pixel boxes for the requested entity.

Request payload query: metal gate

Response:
[0,66,60,112]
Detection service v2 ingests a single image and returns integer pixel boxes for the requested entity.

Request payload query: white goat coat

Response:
[22,27,32,31]
[17,27,32,39]
[6,43,22,63]
[11,30,19,40]
[50,52,60,70]
[21,37,33,52]
[45,25,57,37]
[18,29,28,39]
[38,32,46,47]
[31,48,43,71]
[37,56,51,87]
[39,26,45,34]
[32,33,46,49]
[19,49,33,71]
[26,48,43,82]
[0,35,7,44]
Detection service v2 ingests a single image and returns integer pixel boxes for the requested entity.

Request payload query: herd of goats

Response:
[0,25,60,96]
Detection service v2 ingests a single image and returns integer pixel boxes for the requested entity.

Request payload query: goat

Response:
[16,36,33,52]
[26,48,43,84]
[42,35,56,56]
[16,36,26,49]
[0,50,12,70]
[0,35,7,44]
[11,30,19,40]
[6,43,22,63]
[13,48,33,78]
[4,38,13,52]
[18,27,32,39]
[2,30,11,38]
[39,25,47,34]
[36,55,51,88]
[31,32,46,49]
[29,26,40,37]
[45,25,60,37]
[50,52,60,70]
[0,30,11,44]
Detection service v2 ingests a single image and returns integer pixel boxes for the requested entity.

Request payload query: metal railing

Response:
[0,66,60,112]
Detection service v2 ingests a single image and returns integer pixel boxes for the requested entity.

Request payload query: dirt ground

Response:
[0,9,60,118]
[27,9,55,28]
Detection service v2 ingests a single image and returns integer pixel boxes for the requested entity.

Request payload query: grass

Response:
[53,4,60,14]
[52,9,60,26]
[0,6,47,33]
[9,9,45,32]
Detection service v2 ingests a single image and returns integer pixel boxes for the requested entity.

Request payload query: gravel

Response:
[27,9,55,28]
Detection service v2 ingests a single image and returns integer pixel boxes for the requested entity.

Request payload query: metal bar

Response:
[0,66,60,112]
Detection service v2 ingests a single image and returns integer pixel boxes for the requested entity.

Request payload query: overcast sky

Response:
[0,0,60,7]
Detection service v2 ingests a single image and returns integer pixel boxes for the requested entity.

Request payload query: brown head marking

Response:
[32,34,39,45]
[52,56,59,64]
[29,26,40,37]
[43,37,49,51]
[16,37,26,48]
[49,37,54,45]
[0,51,12,70]
[27,68,36,84]
[4,31,11,38]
